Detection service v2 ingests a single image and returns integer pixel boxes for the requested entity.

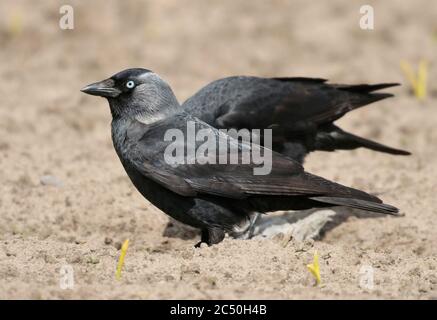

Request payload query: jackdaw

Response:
[81,68,399,246]
[183,76,410,163]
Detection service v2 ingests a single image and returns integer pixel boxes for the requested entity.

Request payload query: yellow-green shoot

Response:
[116,239,130,280]
[400,60,428,101]
[307,250,321,286]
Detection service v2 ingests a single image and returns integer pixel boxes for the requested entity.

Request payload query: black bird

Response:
[81,68,399,246]
[183,76,410,163]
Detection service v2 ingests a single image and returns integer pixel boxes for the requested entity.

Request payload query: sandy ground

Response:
[0,0,436,299]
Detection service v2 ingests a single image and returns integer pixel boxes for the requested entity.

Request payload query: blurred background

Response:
[0,0,435,299]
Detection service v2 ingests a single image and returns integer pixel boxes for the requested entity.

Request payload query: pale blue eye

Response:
[126,81,135,89]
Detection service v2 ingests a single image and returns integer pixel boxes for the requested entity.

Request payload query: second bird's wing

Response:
[183,76,409,159]
[185,76,397,132]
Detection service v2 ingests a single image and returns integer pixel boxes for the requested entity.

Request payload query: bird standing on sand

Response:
[81,68,399,246]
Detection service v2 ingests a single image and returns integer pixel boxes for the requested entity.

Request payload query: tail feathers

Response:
[340,92,395,116]
[334,83,399,115]
[315,127,411,156]
[358,92,394,106]
[310,196,400,215]
[334,83,400,93]
[336,131,411,155]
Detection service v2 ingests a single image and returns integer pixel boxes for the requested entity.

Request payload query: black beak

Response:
[81,79,121,98]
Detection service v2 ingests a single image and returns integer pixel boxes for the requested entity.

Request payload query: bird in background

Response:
[183,76,410,164]
[81,68,399,246]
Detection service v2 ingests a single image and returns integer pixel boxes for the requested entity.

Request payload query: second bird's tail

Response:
[314,125,411,156]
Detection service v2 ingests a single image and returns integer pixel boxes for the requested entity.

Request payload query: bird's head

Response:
[81,68,180,121]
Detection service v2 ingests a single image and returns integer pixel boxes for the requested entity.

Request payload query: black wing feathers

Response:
[128,116,398,215]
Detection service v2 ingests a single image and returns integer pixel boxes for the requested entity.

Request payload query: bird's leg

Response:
[194,229,209,248]
[194,228,225,247]
[246,212,260,239]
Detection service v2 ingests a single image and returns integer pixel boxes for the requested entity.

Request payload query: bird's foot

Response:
[194,241,203,248]
[195,228,225,247]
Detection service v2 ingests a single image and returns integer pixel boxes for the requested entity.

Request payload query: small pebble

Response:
[322,253,331,260]
[65,197,72,207]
